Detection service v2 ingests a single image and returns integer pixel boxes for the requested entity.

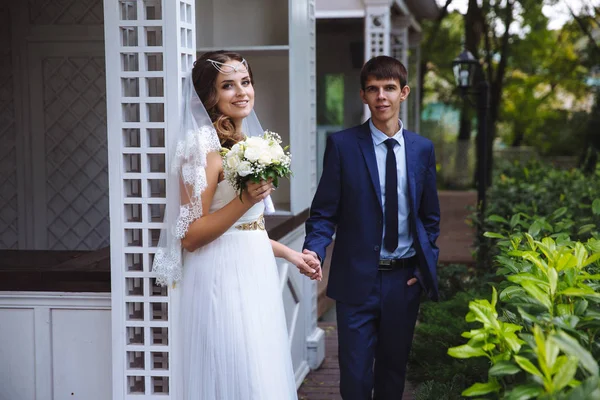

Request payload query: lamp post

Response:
[452,50,490,216]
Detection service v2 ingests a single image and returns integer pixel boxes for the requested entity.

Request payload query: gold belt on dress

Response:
[235,214,265,231]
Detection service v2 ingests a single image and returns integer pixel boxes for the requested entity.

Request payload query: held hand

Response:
[242,179,274,205]
[288,251,322,281]
[302,249,322,281]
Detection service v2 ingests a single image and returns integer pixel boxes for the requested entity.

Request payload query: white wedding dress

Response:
[179,180,298,400]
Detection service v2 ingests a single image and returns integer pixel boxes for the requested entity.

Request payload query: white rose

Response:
[244,146,261,162]
[269,144,285,160]
[237,161,253,177]
[258,152,273,165]
[226,153,240,170]
[245,137,262,148]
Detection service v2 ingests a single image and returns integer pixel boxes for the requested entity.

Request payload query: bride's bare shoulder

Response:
[205,151,225,182]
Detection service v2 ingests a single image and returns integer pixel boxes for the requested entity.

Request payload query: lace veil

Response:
[152,70,274,287]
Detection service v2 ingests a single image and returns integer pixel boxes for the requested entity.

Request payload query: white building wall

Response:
[0,292,112,400]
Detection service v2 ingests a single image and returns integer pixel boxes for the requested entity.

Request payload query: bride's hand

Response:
[287,251,322,281]
[242,179,274,205]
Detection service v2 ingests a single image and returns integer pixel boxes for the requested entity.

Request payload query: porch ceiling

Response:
[404,0,440,20]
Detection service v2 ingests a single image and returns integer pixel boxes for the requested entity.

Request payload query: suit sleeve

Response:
[419,143,441,262]
[303,135,342,263]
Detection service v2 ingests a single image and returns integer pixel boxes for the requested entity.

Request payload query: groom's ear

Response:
[359,89,367,104]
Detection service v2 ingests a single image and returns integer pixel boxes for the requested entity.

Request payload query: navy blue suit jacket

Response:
[304,121,441,303]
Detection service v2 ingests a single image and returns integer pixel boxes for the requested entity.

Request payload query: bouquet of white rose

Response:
[221,131,292,200]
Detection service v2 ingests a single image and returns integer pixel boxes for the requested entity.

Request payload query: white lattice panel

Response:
[43,56,109,250]
[365,6,390,60]
[29,0,104,25]
[105,0,194,397]
[0,4,18,249]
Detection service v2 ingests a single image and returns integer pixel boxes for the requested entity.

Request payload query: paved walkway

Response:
[298,191,477,399]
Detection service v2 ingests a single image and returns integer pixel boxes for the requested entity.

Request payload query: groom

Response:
[303,56,440,399]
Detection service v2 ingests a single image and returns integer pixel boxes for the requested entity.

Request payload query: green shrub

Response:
[448,234,600,398]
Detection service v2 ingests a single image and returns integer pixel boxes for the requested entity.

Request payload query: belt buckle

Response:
[378,259,393,271]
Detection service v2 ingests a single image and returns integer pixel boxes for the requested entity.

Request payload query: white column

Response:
[391,16,410,127]
[410,33,422,133]
[363,0,392,120]
[104,0,195,398]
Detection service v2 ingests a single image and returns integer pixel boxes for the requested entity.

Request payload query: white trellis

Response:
[0,3,17,250]
[105,0,195,396]
[363,2,391,120]
[105,0,322,397]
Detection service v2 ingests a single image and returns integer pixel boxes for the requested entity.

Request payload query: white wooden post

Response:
[363,0,391,120]
[391,16,410,127]
[410,32,422,133]
[105,0,195,397]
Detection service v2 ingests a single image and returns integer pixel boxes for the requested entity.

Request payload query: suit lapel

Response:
[357,122,383,209]
[404,130,418,211]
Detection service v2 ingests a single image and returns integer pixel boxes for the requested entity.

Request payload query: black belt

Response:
[378,255,417,271]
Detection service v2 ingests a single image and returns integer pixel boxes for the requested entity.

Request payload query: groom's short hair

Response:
[360,56,408,90]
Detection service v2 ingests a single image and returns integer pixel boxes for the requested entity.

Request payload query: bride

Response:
[152,50,321,399]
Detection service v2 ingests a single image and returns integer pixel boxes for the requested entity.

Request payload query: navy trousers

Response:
[336,265,421,400]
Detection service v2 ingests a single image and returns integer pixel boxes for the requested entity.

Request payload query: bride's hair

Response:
[192,51,254,149]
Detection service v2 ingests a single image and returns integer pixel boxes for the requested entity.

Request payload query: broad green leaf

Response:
[574,243,589,268]
[462,380,501,397]
[515,355,543,378]
[468,300,499,329]
[448,344,488,359]
[559,288,600,300]
[582,253,600,268]
[551,331,599,376]
[504,332,525,353]
[504,384,544,400]
[521,281,552,311]
[528,220,543,237]
[592,199,600,215]
[548,267,558,295]
[550,207,568,221]
[525,233,536,250]
[511,214,522,229]
[578,224,596,236]
[507,274,549,288]
[489,214,509,223]
[566,376,600,400]
[552,357,578,392]
[501,285,526,301]
[574,300,588,315]
[484,231,506,239]
[556,304,572,316]
[489,361,521,376]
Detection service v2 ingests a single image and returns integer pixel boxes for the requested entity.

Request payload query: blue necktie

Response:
[384,139,398,253]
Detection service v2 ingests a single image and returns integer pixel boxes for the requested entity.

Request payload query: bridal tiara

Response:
[206,58,249,75]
